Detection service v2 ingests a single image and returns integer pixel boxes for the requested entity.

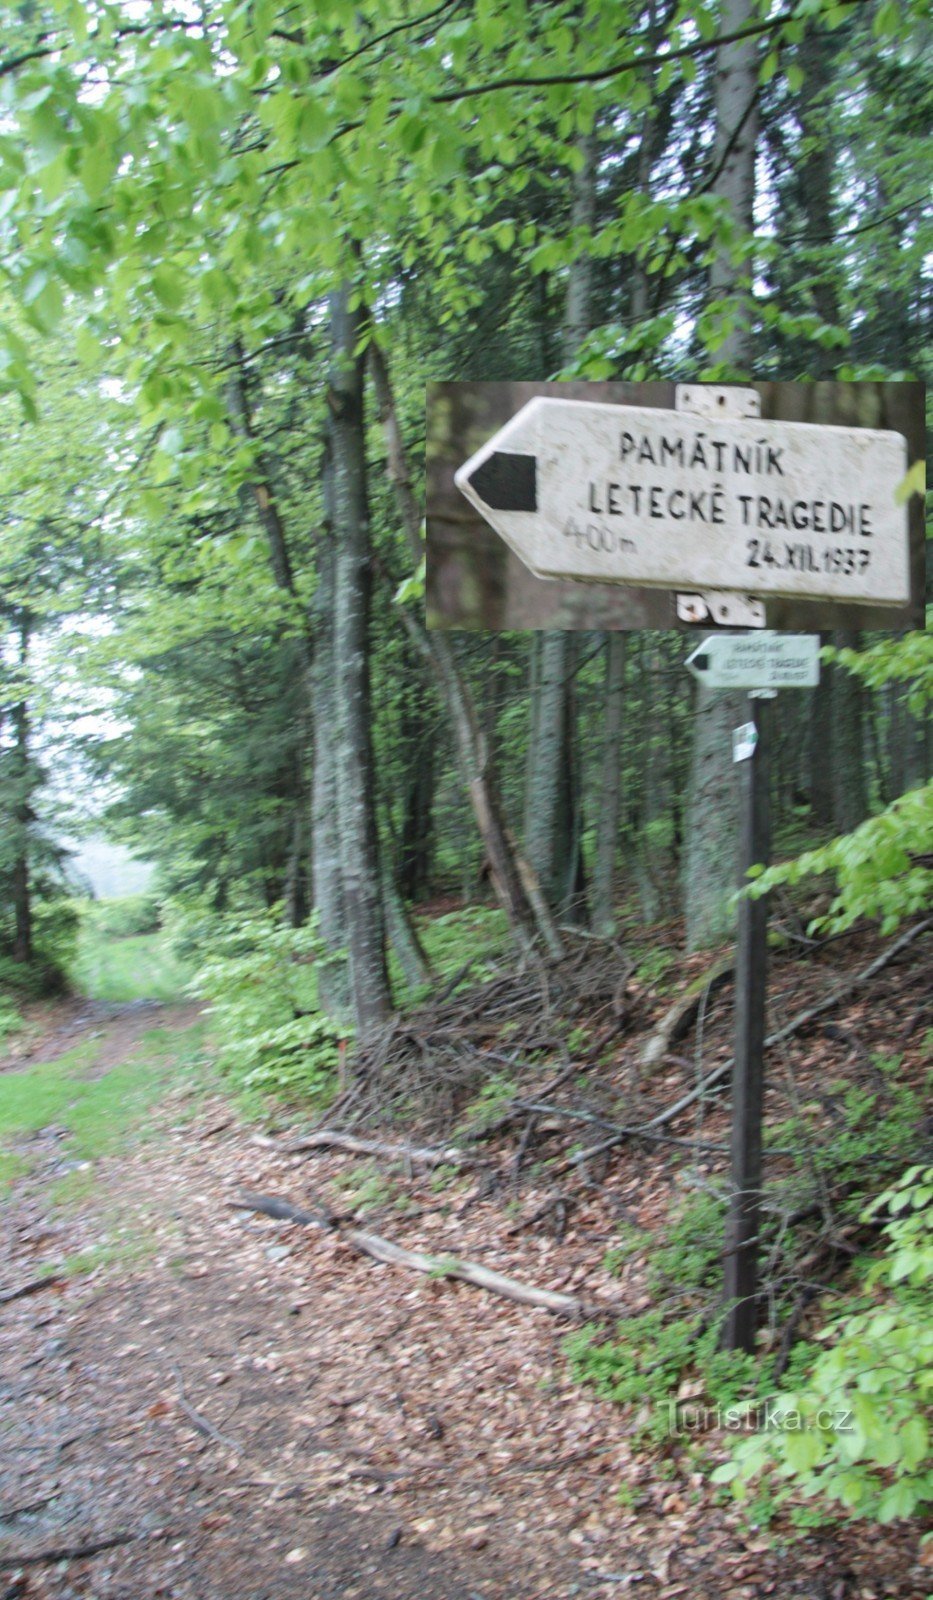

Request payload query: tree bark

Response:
[831,629,866,834]
[592,634,627,936]
[709,0,759,368]
[684,3,757,949]
[328,286,392,1037]
[525,631,572,908]
[683,684,745,951]
[11,616,32,965]
[309,499,352,1024]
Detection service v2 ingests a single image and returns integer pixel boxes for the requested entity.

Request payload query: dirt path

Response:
[0,1006,925,1599]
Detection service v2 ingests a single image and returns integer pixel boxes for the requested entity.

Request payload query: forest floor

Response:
[0,921,931,1599]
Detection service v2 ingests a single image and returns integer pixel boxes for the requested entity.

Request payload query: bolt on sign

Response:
[454,398,910,605]
[425,381,925,633]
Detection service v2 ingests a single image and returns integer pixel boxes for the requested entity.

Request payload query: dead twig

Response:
[0,1532,141,1569]
[0,1274,62,1307]
[171,1361,242,1454]
[229,1190,338,1228]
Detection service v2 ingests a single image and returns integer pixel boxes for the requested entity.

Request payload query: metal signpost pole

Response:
[722,689,771,1351]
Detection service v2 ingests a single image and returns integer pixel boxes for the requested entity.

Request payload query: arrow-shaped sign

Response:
[454,397,910,605]
[686,632,821,689]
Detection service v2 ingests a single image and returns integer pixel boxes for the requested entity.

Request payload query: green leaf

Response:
[80,144,116,202]
[75,326,103,367]
[895,460,925,504]
[151,267,186,312]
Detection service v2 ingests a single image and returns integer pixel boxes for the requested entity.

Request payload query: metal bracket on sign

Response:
[675,384,767,630]
[674,384,761,421]
[676,592,767,628]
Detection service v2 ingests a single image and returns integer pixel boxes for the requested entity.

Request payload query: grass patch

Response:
[54,1231,157,1279]
[0,1018,213,1197]
[69,899,192,1002]
[0,1149,30,1191]
[47,1165,98,1209]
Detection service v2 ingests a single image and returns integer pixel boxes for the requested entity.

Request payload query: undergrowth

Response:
[567,1071,929,1473]
[191,906,345,1109]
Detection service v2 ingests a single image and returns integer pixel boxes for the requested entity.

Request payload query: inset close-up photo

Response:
[0,2,930,1599]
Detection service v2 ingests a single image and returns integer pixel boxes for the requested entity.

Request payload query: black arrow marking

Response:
[692,652,710,671]
[469,451,537,512]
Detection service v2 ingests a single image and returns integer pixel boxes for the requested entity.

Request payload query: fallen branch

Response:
[0,1532,139,1569]
[253,1129,480,1170]
[515,1099,732,1151]
[0,1273,62,1307]
[639,953,734,1073]
[344,1228,584,1315]
[230,1191,337,1228]
[231,1189,585,1317]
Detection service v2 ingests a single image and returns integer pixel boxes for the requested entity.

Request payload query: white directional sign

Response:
[454,398,911,605]
[686,632,821,689]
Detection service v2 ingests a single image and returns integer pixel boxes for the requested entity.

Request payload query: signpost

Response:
[451,383,915,1354]
[686,632,821,690]
[455,395,911,605]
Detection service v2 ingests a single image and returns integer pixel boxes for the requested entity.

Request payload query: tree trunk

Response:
[525,631,572,908]
[832,628,866,834]
[328,286,391,1037]
[398,679,435,902]
[798,31,839,376]
[683,685,746,951]
[684,0,757,950]
[227,335,313,925]
[808,633,833,826]
[524,131,597,918]
[309,504,352,1025]
[283,808,308,928]
[381,859,433,990]
[366,330,564,962]
[225,338,307,635]
[641,640,674,920]
[592,634,627,936]
[709,0,759,368]
[11,617,32,965]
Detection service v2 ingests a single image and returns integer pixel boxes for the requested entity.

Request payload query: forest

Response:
[0,1,930,1597]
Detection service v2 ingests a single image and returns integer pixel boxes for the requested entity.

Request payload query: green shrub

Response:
[566,1310,758,1441]
[712,1164,933,1524]
[0,898,79,998]
[457,1073,516,1135]
[649,1187,727,1294]
[417,905,510,991]
[0,997,23,1041]
[192,906,346,1103]
[84,894,162,939]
